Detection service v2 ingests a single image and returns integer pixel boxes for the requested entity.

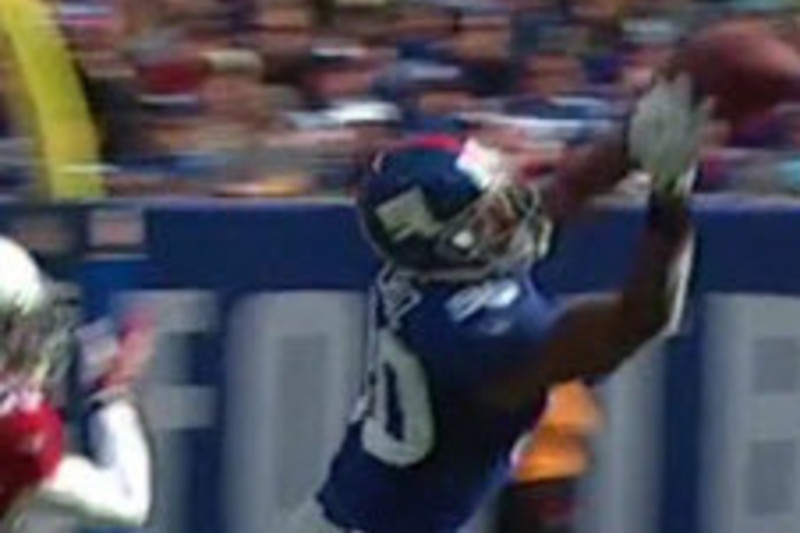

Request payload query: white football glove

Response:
[627,74,714,198]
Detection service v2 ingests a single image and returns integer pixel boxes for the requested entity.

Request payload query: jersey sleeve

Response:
[0,399,64,516]
[31,401,151,528]
[404,278,560,390]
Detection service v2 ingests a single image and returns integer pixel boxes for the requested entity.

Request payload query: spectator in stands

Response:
[394,75,476,134]
[390,3,458,59]
[253,1,315,86]
[518,51,588,100]
[300,52,384,109]
[446,9,517,97]
[59,2,150,164]
[192,49,271,182]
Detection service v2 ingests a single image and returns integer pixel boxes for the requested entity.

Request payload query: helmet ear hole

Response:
[451,230,476,251]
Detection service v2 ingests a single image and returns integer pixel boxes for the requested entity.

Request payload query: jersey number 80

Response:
[361,330,435,466]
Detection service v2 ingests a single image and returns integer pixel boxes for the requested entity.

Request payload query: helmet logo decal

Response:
[376,187,442,242]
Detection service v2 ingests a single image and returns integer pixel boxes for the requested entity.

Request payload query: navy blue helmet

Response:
[358,135,552,279]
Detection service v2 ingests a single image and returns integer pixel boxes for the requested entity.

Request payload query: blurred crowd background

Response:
[6,0,800,198]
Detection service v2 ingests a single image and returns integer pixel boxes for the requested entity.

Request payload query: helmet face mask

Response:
[0,301,75,384]
[434,180,551,276]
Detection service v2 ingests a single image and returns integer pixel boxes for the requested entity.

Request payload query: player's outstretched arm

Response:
[483,76,707,410]
[483,192,693,409]
[542,193,694,381]
[539,128,631,221]
[31,310,155,527]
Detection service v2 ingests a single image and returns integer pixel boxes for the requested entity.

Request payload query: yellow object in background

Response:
[0,0,104,200]
[514,382,603,483]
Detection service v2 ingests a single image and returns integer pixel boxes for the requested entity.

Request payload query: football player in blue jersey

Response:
[283,74,711,533]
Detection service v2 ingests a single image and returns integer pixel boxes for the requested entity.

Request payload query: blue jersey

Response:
[318,268,559,533]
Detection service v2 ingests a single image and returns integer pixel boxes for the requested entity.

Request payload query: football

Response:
[665,20,800,124]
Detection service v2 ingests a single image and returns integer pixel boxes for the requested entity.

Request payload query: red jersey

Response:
[0,379,63,517]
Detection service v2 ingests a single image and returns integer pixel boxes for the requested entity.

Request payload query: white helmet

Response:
[0,237,47,315]
[0,237,70,381]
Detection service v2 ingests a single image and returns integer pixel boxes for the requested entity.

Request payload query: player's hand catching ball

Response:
[627,74,714,198]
